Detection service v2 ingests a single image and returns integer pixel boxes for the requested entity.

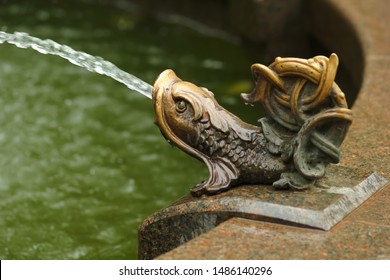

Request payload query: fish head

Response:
[152,69,216,159]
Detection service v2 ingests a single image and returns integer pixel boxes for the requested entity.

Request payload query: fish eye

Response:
[175,99,187,113]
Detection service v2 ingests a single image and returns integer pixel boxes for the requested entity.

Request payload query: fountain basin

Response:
[0,0,387,260]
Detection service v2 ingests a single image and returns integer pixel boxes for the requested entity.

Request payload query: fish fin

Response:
[191,157,239,196]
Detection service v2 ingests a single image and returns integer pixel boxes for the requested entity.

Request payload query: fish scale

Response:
[196,122,268,172]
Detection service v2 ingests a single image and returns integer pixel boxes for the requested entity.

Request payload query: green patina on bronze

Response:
[153,54,352,195]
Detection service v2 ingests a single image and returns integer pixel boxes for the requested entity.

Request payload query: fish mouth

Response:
[152,69,180,132]
[152,69,181,101]
[152,69,181,146]
[152,69,205,162]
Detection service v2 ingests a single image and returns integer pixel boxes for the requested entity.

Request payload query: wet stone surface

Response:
[138,165,387,259]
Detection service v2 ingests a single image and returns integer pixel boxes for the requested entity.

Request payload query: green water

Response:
[0,0,258,259]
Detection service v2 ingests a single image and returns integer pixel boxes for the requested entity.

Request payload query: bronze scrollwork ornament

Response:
[153,54,352,196]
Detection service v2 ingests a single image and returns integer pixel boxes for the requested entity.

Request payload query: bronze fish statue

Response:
[152,53,352,196]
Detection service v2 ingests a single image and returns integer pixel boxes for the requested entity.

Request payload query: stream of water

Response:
[0,31,153,99]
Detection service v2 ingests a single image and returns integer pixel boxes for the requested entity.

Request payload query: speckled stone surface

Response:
[139,0,390,259]
[158,216,390,259]
[139,167,387,259]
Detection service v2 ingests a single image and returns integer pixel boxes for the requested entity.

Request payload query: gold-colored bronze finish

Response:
[153,54,352,196]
